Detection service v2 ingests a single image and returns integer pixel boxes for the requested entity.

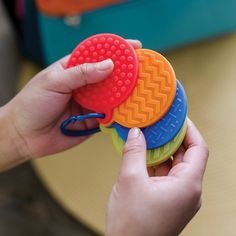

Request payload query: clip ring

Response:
[60,113,105,136]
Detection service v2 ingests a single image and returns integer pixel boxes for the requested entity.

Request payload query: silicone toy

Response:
[68,33,139,124]
[100,120,187,167]
[61,33,188,166]
[109,49,177,128]
[111,80,188,149]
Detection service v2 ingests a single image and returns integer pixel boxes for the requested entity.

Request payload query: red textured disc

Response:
[67,33,139,124]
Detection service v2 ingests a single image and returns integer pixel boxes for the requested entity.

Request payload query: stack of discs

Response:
[67,33,188,167]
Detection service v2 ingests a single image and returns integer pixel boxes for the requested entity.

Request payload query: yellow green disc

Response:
[100,119,187,167]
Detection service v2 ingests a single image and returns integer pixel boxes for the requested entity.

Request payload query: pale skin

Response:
[0,39,209,235]
[106,120,209,236]
[0,39,140,170]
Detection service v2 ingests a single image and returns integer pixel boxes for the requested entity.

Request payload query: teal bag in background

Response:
[38,0,236,65]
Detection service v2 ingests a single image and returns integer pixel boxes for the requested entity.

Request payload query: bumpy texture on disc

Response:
[68,33,139,124]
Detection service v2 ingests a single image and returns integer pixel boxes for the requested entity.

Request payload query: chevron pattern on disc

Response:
[111,80,188,149]
[145,80,187,148]
[100,120,187,167]
[111,49,177,128]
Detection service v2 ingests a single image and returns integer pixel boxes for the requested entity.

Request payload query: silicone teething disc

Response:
[68,33,139,124]
[111,80,188,149]
[110,49,177,128]
[100,120,187,166]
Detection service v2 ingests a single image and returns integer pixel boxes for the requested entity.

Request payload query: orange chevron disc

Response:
[108,49,177,128]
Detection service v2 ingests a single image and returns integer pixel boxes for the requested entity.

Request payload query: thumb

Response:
[119,128,148,180]
[47,59,114,93]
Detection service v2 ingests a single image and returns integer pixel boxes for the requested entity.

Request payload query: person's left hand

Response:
[3,40,141,160]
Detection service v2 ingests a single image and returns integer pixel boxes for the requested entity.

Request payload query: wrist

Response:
[0,105,31,171]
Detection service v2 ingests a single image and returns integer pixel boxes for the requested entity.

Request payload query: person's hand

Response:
[1,40,141,163]
[106,118,209,236]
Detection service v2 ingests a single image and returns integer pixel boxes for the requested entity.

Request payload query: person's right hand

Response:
[106,118,209,236]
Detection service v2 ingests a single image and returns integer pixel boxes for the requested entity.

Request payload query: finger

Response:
[63,102,88,132]
[119,128,148,180]
[154,159,172,176]
[47,59,114,93]
[147,166,155,177]
[46,55,71,71]
[50,39,142,70]
[81,107,99,129]
[70,99,81,116]
[173,118,209,181]
[172,144,186,166]
[126,39,142,49]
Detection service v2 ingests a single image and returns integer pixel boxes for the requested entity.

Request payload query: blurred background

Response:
[1,0,236,235]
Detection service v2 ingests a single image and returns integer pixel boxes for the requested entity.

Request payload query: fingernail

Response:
[128,39,142,48]
[96,59,113,71]
[134,40,142,48]
[129,128,140,138]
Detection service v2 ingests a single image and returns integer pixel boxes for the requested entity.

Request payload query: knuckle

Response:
[203,143,209,157]
[188,183,202,204]
[118,171,138,188]
[43,70,54,81]
[123,142,143,157]
[200,140,209,154]
[181,182,202,214]
[77,63,90,85]
[196,198,202,212]
[122,168,138,181]
[80,63,89,75]
[200,141,209,162]
[119,163,140,187]
[40,70,57,89]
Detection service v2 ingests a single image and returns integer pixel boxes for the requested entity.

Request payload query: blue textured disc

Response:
[111,80,188,149]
